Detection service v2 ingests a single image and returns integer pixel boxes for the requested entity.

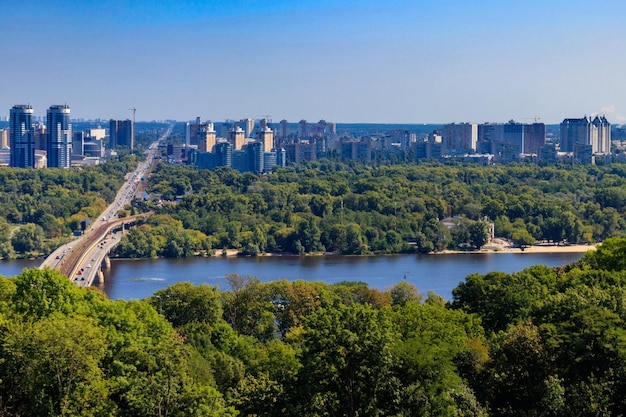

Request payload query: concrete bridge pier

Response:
[95,269,105,284]
[93,256,111,284]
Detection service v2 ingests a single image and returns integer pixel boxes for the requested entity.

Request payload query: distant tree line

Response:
[117,160,626,258]
[0,156,137,259]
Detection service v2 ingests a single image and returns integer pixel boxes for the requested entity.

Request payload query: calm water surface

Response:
[88,252,585,301]
[1,253,585,301]
[0,259,41,277]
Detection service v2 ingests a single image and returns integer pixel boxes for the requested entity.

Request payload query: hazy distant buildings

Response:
[89,127,106,141]
[414,139,442,161]
[593,116,611,154]
[228,125,245,150]
[442,123,477,155]
[186,118,217,152]
[298,120,309,139]
[46,104,72,168]
[503,121,523,156]
[72,131,85,156]
[259,118,270,130]
[477,123,503,154]
[257,126,274,153]
[538,143,558,164]
[34,123,47,151]
[109,119,134,148]
[240,118,255,138]
[9,104,35,168]
[476,121,545,159]
[284,142,317,164]
[575,144,594,164]
[173,114,615,170]
[0,129,8,150]
[199,123,217,153]
[523,123,546,154]
[340,138,372,163]
[190,137,284,174]
[560,116,610,155]
[278,119,290,138]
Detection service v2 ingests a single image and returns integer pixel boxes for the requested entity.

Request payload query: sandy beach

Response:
[439,238,598,255]
[215,239,598,257]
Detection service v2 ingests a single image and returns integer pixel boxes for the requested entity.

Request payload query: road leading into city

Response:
[40,124,172,284]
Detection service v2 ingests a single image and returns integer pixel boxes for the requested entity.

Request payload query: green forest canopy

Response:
[0,157,136,259]
[119,161,626,257]
[3,238,626,415]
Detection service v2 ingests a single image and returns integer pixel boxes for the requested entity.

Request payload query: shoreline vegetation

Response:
[210,239,598,258]
[4,239,596,262]
[110,162,624,261]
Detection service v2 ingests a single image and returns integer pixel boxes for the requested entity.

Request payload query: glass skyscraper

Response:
[9,104,35,168]
[47,104,72,168]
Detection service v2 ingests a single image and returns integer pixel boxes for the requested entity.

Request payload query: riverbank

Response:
[214,240,598,258]
[438,239,597,255]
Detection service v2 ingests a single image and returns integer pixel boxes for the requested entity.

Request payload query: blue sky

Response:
[2,0,625,124]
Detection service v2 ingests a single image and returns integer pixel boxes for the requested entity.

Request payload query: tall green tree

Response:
[299,303,395,417]
[151,282,222,328]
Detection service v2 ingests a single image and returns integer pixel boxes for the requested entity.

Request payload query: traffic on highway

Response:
[40,124,171,286]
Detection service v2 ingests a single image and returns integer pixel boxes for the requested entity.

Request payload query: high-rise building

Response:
[240,118,255,138]
[72,131,85,155]
[228,125,245,150]
[442,123,477,155]
[186,118,201,147]
[593,116,611,154]
[198,123,217,153]
[503,121,523,153]
[109,119,134,148]
[9,104,35,168]
[477,123,504,154]
[259,118,270,130]
[284,142,317,163]
[538,143,558,164]
[257,126,274,153]
[214,142,233,167]
[34,123,46,150]
[523,123,546,154]
[560,117,590,153]
[560,116,610,155]
[47,104,72,168]
[341,139,372,163]
[278,119,290,138]
[298,120,309,139]
[248,142,264,174]
[327,122,337,135]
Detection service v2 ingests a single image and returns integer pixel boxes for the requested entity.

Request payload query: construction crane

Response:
[523,116,541,123]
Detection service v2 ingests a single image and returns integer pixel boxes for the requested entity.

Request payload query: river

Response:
[1,252,585,301]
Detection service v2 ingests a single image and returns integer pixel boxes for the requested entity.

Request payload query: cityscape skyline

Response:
[2,0,626,124]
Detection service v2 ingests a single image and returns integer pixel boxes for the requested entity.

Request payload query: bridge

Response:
[52,214,150,287]
[40,124,171,287]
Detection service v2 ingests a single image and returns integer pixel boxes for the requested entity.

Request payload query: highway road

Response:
[41,124,172,285]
